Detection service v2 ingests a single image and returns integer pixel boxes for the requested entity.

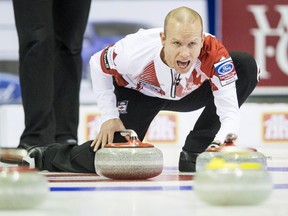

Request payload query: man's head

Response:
[160,6,204,74]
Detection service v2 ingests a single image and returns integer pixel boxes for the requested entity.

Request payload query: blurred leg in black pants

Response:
[13,0,91,148]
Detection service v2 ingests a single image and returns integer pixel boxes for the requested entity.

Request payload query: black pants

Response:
[42,51,259,173]
[13,0,91,146]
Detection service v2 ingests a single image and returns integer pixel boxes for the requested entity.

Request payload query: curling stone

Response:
[194,158,273,205]
[95,130,163,180]
[195,134,267,171]
[0,166,49,209]
[0,148,28,164]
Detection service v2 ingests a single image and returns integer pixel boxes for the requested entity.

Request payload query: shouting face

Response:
[160,18,204,74]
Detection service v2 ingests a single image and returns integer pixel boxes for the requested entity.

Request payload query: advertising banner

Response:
[220,0,288,94]
[1,104,287,148]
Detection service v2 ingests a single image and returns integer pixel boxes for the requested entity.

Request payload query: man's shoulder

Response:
[136,27,163,34]
[199,33,229,61]
[202,33,222,52]
[115,28,162,55]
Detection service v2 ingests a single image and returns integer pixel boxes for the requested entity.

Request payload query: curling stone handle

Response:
[105,130,154,148]
[119,129,138,140]
[224,133,238,144]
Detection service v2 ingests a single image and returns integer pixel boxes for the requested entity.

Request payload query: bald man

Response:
[23,6,259,173]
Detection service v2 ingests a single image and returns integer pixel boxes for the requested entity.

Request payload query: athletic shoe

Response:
[178,150,200,172]
[27,146,47,170]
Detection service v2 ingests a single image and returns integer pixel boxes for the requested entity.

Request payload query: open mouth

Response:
[177,60,190,69]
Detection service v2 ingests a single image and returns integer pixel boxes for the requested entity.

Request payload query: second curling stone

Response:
[196,134,267,171]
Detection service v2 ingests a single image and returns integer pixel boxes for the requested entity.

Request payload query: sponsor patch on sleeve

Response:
[102,46,117,69]
[100,45,119,76]
[214,57,238,86]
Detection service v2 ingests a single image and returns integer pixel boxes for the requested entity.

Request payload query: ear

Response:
[160,32,166,46]
[200,32,205,48]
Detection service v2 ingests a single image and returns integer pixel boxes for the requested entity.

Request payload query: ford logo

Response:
[218,63,233,75]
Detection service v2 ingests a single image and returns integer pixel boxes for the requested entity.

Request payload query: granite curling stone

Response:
[194,158,272,205]
[0,166,49,209]
[195,133,267,171]
[95,130,163,180]
[0,148,49,209]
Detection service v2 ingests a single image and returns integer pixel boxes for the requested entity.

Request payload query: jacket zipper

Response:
[170,69,181,98]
